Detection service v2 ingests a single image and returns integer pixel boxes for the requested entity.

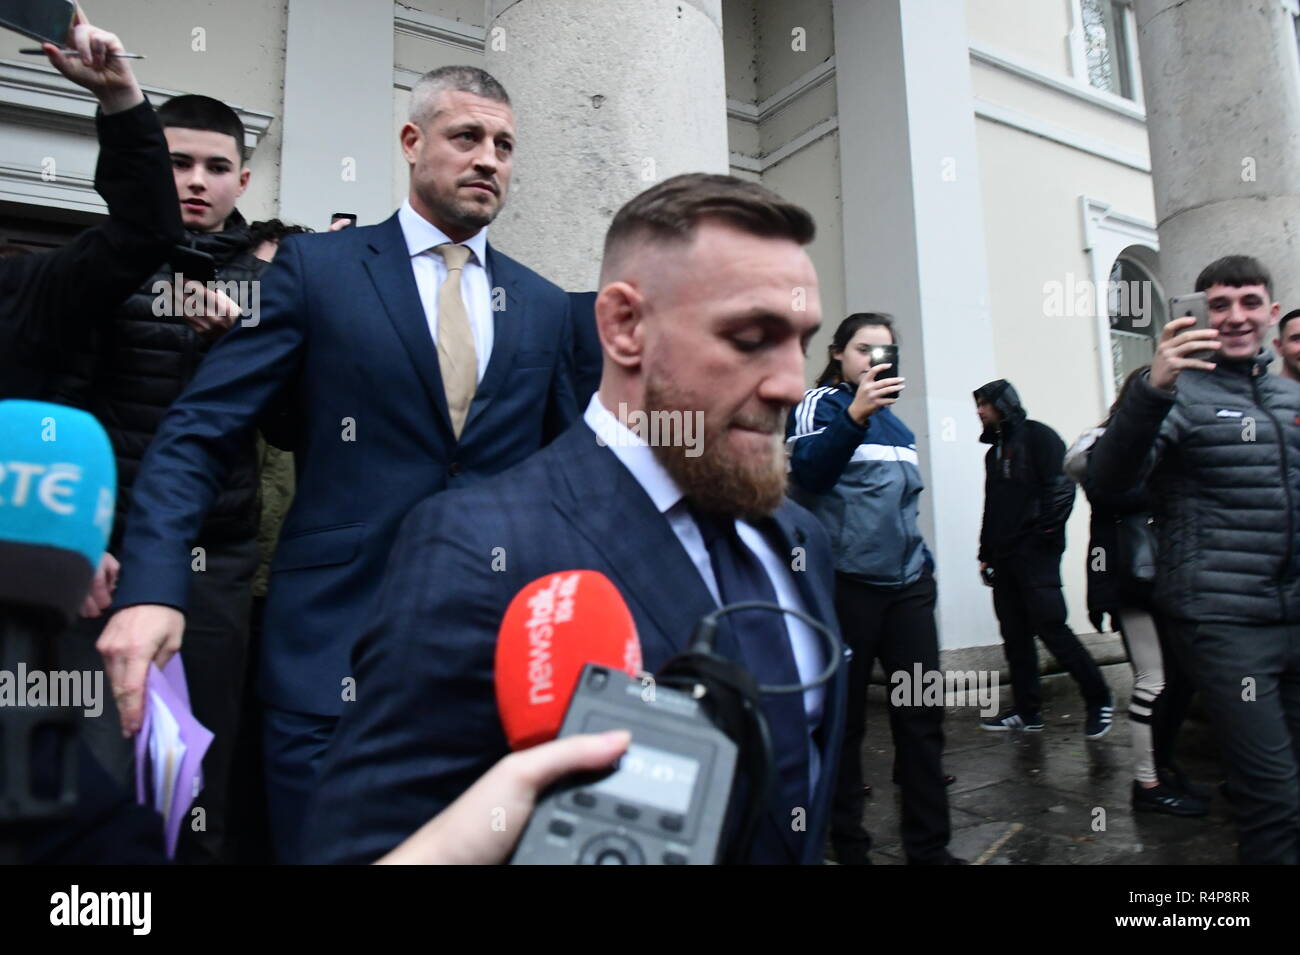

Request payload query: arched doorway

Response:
[1107,246,1165,397]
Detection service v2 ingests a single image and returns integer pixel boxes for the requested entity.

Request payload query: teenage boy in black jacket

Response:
[974,379,1113,737]
[1089,255,1300,865]
[0,16,183,400]
[49,92,264,866]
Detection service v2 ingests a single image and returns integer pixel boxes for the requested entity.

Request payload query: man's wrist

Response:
[96,83,145,116]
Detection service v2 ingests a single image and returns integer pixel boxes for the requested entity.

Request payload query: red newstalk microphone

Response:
[495,570,643,750]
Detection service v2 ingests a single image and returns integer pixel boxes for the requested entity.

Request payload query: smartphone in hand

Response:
[1167,292,1214,359]
[0,0,76,46]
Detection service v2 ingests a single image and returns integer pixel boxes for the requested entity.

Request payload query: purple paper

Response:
[133,655,213,858]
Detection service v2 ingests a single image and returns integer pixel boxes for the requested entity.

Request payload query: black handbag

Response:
[1115,513,1157,582]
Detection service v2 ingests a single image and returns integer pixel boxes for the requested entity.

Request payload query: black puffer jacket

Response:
[49,212,265,550]
[1089,354,1300,625]
[975,379,1076,564]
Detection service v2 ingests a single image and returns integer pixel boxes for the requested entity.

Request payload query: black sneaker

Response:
[1084,701,1115,739]
[980,711,1044,731]
[1157,763,1212,800]
[1131,781,1210,817]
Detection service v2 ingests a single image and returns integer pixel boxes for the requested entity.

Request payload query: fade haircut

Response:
[1195,254,1273,298]
[601,173,815,282]
[408,66,511,129]
[158,94,247,164]
[1279,308,1300,337]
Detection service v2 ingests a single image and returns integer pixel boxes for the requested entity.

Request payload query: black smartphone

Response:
[869,343,899,380]
[331,212,357,229]
[0,0,75,45]
[170,245,218,283]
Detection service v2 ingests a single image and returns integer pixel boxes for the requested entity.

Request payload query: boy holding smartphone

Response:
[49,85,267,865]
[1088,254,1300,864]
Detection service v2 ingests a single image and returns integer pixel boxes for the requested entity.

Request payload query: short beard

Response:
[644,374,788,521]
[419,188,499,234]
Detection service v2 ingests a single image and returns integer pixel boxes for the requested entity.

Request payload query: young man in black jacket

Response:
[50,94,264,865]
[974,379,1113,737]
[1089,255,1300,865]
[0,19,182,400]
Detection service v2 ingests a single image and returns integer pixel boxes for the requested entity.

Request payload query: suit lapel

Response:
[763,506,842,862]
[462,245,526,434]
[771,505,836,628]
[772,503,848,863]
[548,426,715,659]
[361,214,454,438]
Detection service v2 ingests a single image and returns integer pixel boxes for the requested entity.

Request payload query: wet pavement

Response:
[837,662,1239,865]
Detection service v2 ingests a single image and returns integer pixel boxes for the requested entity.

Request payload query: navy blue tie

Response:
[691,509,811,815]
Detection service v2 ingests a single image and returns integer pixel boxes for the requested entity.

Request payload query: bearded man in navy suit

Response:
[96,66,577,863]
[305,173,848,865]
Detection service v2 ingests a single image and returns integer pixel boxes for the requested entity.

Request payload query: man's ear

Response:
[237,165,251,195]
[399,122,421,165]
[596,282,644,371]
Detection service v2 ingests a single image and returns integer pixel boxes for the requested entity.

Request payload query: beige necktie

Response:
[433,242,476,438]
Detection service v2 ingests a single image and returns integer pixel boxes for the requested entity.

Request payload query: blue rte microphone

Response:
[0,400,115,626]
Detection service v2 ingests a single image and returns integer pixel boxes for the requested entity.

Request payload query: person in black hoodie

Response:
[49,94,264,865]
[973,379,1113,737]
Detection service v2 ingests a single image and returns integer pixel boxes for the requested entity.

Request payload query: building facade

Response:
[3,0,1297,661]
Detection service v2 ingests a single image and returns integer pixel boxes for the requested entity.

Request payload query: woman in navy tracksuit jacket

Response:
[786,312,958,865]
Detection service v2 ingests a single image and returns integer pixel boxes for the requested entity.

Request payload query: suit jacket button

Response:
[448,462,462,477]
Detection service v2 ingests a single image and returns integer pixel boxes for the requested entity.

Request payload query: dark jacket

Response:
[1088,356,1300,625]
[786,382,933,587]
[49,213,266,550]
[975,379,1075,564]
[0,99,183,399]
[111,215,578,716]
[302,422,848,865]
[1065,426,1155,628]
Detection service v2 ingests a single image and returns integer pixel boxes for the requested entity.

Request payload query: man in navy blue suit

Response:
[304,173,848,865]
[95,66,576,862]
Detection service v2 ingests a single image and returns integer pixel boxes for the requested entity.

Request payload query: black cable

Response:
[690,599,844,694]
[662,601,847,862]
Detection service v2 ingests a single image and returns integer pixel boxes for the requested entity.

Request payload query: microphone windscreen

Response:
[495,570,642,750]
[0,400,115,624]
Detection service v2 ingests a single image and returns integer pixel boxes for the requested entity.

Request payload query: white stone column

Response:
[833,0,1000,652]
[279,0,395,230]
[483,0,729,290]
[1134,0,1300,309]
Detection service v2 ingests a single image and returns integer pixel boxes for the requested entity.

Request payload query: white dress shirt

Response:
[397,199,494,384]
[583,394,826,785]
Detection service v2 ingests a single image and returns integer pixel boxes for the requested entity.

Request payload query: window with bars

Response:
[1081,0,1135,99]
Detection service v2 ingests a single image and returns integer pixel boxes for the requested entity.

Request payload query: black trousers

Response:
[1174,620,1300,864]
[990,548,1110,716]
[830,570,952,863]
[63,537,257,864]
